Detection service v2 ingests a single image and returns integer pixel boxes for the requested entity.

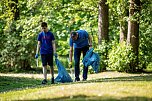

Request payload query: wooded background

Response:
[0,0,151,73]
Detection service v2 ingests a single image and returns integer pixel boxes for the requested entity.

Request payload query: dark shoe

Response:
[82,79,87,81]
[42,79,47,84]
[51,77,54,84]
[75,78,80,82]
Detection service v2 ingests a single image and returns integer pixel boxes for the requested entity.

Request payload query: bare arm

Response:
[69,46,73,62]
[52,40,56,53]
[88,34,92,46]
[36,41,40,54]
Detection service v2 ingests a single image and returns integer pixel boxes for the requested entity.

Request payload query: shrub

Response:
[108,41,136,72]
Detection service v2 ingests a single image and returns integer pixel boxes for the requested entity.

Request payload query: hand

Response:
[35,54,39,59]
[69,62,72,68]
[54,53,58,58]
[89,44,92,47]
[89,44,92,49]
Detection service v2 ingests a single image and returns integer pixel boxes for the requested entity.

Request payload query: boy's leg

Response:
[41,54,48,84]
[50,66,54,84]
[47,53,54,84]
[43,66,47,80]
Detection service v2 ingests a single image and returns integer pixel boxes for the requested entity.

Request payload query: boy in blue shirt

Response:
[69,30,92,81]
[35,22,57,84]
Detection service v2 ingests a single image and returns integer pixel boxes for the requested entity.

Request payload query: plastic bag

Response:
[82,48,100,73]
[55,57,73,83]
[82,48,94,67]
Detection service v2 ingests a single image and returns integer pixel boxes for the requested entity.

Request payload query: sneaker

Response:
[75,78,80,82]
[82,79,87,81]
[41,79,47,84]
[51,77,54,84]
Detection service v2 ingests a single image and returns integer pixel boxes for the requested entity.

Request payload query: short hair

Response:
[41,22,47,27]
[71,31,77,37]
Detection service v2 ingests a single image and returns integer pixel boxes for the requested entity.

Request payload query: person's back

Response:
[69,30,89,49]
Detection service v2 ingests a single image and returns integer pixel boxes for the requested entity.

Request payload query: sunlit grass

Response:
[0,71,152,101]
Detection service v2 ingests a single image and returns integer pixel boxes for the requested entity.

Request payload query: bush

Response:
[95,40,110,72]
[108,42,136,72]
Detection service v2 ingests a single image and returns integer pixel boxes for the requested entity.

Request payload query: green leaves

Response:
[0,0,151,72]
[108,42,136,72]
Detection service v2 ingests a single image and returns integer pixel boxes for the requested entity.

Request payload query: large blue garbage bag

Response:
[55,57,73,83]
[82,48,100,73]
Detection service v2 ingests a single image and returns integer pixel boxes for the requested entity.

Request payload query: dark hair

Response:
[41,22,47,27]
[71,31,77,37]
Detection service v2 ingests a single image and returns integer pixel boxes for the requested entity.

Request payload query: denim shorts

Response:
[41,53,53,67]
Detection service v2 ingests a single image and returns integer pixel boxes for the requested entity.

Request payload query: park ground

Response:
[0,71,152,101]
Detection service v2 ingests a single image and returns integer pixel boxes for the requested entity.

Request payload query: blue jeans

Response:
[74,46,89,80]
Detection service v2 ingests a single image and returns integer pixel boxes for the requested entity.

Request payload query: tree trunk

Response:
[98,0,109,43]
[98,0,109,71]
[127,0,140,72]
[120,22,127,43]
[119,0,128,43]
[10,0,19,20]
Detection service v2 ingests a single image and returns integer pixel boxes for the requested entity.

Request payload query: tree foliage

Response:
[0,0,151,72]
[108,42,136,72]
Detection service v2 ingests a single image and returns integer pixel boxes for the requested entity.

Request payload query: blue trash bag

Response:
[90,52,100,73]
[82,48,94,67]
[55,57,73,83]
[82,48,100,73]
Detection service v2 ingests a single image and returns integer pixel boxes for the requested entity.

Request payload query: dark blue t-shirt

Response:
[38,31,55,54]
[69,30,89,48]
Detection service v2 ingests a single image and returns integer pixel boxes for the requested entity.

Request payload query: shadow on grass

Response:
[0,76,43,93]
[20,95,152,101]
[0,76,74,93]
[1,74,152,93]
[85,74,152,83]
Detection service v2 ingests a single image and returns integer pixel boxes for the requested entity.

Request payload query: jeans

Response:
[74,46,89,80]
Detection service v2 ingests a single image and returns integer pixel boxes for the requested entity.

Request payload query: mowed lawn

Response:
[0,71,152,101]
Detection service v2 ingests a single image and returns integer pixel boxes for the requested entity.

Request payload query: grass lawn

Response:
[0,71,152,101]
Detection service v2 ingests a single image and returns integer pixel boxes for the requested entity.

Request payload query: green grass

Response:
[0,71,152,101]
[0,76,42,92]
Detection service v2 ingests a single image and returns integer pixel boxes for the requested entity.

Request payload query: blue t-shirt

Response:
[69,30,89,48]
[38,31,55,54]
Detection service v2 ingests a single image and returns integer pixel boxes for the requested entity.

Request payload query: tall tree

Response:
[127,0,141,72]
[98,0,109,43]
[98,0,109,71]
[10,0,19,20]
[119,0,128,43]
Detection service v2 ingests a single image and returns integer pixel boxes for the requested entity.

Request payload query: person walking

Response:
[35,22,57,84]
[69,30,92,81]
